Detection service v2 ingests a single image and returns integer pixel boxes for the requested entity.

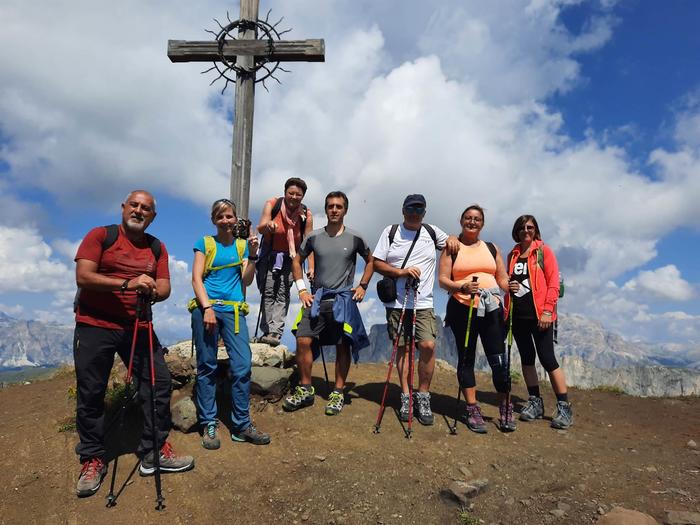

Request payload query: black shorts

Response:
[294,299,345,345]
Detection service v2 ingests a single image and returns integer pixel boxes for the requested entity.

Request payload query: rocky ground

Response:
[0,362,698,525]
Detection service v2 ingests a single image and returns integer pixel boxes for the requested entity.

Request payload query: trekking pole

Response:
[143,297,165,511]
[505,296,514,425]
[373,282,411,434]
[405,280,419,440]
[449,276,479,435]
[320,345,331,396]
[105,299,143,507]
[253,252,269,341]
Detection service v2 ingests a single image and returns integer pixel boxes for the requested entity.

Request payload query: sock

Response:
[556,392,568,403]
[527,385,541,397]
[300,383,313,392]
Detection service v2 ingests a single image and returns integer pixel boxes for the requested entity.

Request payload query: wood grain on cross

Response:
[167,0,325,219]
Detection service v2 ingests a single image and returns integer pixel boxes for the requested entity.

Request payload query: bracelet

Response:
[294,278,306,292]
[248,255,258,261]
[202,305,212,311]
[120,279,129,294]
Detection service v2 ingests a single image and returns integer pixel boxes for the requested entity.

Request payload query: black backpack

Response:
[73,225,162,312]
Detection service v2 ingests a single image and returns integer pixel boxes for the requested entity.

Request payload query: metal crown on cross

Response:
[168,0,325,220]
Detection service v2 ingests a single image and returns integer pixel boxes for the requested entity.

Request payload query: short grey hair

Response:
[124,190,157,212]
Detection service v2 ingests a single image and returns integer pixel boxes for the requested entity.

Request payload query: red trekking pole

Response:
[373,283,411,434]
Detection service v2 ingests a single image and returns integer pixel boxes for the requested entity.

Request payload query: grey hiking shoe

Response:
[202,421,220,450]
[551,401,573,429]
[232,424,271,445]
[520,396,544,421]
[463,404,488,434]
[259,334,281,347]
[283,385,315,412]
[76,458,107,498]
[325,390,345,415]
[399,392,410,422]
[499,399,517,432]
[414,391,434,426]
[139,442,195,476]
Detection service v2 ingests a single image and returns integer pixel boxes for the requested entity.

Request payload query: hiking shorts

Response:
[386,308,437,346]
[294,299,345,346]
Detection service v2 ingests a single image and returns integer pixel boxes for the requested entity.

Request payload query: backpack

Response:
[73,224,162,312]
[535,246,564,298]
[388,223,440,250]
[187,235,248,312]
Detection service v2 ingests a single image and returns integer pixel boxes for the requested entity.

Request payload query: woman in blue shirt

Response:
[191,199,270,449]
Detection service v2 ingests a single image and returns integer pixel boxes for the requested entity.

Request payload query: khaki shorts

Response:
[386,308,437,346]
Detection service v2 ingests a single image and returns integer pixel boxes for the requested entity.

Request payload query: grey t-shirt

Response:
[299,227,370,292]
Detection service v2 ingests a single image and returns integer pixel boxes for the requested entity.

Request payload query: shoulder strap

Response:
[536,246,545,270]
[388,224,399,245]
[399,225,422,270]
[422,224,439,250]
[102,224,161,261]
[486,241,497,261]
[235,238,247,262]
[270,197,283,220]
[203,236,217,276]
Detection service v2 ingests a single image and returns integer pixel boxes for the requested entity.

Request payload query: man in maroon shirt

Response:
[73,190,194,498]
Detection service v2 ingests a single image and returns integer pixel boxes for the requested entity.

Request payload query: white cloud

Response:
[0,226,74,293]
[622,265,694,301]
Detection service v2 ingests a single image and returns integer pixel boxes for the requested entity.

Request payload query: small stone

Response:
[687,440,698,449]
[598,507,606,515]
[468,459,475,465]
[557,502,571,512]
[315,455,326,462]
[505,497,515,506]
[596,507,658,524]
[171,396,198,432]
[443,479,490,504]
[664,510,700,525]
[668,488,690,497]
[459,466,474,479]
[520,499,532,507]
[550,509,566,518]
[646,466,657,472]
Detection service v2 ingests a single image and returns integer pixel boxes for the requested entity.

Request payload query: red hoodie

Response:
[505,239,559,321]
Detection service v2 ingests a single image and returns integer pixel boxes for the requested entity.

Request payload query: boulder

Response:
[250,343,294,368]
[250,366,293,396]
[596,507,659,525]
[164,352,196,389]
[442,479,489,504]
[171,396,198,432]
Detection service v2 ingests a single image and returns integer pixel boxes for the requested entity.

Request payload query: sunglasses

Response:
[404,206,425,214]
[214,198,234,206]
[519,225,536,231]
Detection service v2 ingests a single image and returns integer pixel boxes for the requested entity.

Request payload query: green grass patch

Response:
[57,416,77,433]
[510,370,523,384]
[593,385,625,395]
[457,509,479,525]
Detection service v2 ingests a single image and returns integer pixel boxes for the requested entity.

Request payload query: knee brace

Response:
[487,353,510,393]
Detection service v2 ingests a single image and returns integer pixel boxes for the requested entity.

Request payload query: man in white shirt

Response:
[373,194,459,425]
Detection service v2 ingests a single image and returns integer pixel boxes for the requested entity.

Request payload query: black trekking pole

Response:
[373,283,411,434]
[320,345,331,396]
[504,295,514,430]
[143,297,165,511]
[105,299,143,507]
[405,281,419,440]
[449,276,478,435]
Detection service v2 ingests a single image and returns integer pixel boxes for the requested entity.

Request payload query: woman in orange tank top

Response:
[438,205,515,433]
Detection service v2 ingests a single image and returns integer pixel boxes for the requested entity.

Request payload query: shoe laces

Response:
[160,442,176,459]
[328,391,343,407]
[80,458,104,480]
[416,393,431,414]
[291,385,310,402]
[206,422,217,439]
[466,405,484,425]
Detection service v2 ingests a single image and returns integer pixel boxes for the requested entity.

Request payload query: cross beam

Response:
[167,39,325,63]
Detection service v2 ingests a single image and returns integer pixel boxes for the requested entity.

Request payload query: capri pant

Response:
[512,318,559,372]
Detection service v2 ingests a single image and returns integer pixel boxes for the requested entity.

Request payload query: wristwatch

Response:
[120,279,129,294]
[359,282,368,290]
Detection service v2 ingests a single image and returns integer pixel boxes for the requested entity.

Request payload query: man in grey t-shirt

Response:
[283,191,374,416]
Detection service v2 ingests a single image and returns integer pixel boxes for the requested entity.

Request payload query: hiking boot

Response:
[76,458,107,498]
[551,401,573,429]
[499,399,517,432]
[520,395,544,422]
[201,421,220,450]
[325,390,345,416]
[463,404,488,434]
[399,392,410,422]
[232,424,271,445]
[414,391,434,426]
[283,385,315,412]
[259,334,281,347]
[139,442,195,476]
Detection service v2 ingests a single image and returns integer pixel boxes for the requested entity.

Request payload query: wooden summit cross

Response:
[168,0,325,219]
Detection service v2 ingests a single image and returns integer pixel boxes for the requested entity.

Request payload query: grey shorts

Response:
[294,299,345,345]
[386,308,437,346]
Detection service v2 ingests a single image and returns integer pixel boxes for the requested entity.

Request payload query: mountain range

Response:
[1,311,698,396]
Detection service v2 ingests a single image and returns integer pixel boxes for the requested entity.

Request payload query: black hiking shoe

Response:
[414,391,434,426]
[551,401,573,429]
[283,385,315,412]
[499,399,517,432]
[520,396,544,421]
[399,392,410,422]
[463,404,488,434]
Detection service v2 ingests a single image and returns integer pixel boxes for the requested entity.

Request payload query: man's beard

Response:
[125,217,147,232]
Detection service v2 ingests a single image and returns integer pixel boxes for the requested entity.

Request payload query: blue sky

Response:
[0,0,698,348]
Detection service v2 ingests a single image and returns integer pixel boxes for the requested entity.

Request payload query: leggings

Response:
[512,318,559,372]
[445,297,509,393]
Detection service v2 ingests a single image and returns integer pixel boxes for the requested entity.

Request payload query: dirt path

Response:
[0,364,698,525]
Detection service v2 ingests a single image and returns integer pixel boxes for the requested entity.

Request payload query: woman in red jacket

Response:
[506,215,572,429]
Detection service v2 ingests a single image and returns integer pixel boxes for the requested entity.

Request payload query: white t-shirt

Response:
[373,223,448,309]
